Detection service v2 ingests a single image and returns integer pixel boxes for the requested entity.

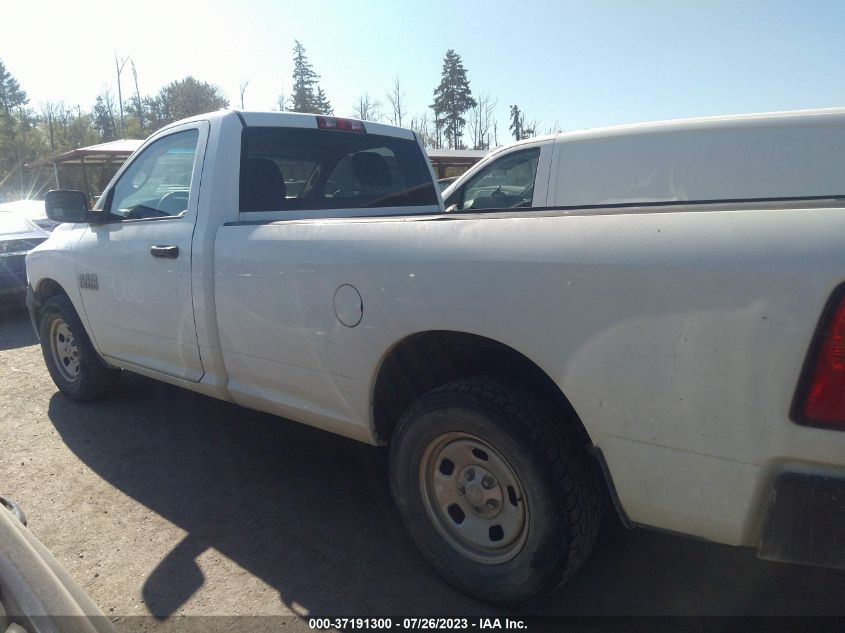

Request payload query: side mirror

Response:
[45,190,89,223]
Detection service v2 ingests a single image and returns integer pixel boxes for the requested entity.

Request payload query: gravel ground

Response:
[1,303,844,630]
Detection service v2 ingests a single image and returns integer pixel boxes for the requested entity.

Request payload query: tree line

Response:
[0,44,560,201]
[277,44,560,151]
[0,58,231,202]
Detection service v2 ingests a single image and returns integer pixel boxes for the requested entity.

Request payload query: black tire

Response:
[38,294,120,401]
[389,376,601,605]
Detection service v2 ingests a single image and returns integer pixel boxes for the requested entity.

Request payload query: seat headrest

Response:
[351,152,392,187]
[242,158,287,212]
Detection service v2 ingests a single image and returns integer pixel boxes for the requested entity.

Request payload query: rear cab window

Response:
[239,125,439,218]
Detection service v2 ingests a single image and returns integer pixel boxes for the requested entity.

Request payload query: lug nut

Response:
[465,468,475,481]
[486,499,499,510]
[481,475,496,489]
[457,484,465,496]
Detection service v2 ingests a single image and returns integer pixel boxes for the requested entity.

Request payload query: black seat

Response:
[351,152,392,188]
[242,158,287,212]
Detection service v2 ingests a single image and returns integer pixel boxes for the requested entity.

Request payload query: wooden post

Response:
[80,156,91,205]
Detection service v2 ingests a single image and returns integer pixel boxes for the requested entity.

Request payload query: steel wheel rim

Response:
[49,318,80,382]
[420,432,529,565]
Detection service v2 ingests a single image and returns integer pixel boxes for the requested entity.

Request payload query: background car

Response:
[0,214,49,304]
[0,200,60,232]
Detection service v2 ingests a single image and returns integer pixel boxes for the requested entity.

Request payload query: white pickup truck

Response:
[26,108,845,604]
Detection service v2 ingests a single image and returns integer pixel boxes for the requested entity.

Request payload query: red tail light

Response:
[795,289,845,428]
[316,116,366,133]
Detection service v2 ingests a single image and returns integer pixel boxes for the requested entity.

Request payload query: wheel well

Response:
[372,331,591,447]
[31,279,69,320]
[35,278,67,301]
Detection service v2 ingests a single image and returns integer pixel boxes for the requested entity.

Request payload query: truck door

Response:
[74,123,208,381]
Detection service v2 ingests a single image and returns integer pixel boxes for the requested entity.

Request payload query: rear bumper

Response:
[757,471,845,569]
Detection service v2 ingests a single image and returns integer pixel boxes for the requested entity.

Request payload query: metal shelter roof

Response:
[26,139,144,168]
[426,149,489,179]
[426,149,489,162]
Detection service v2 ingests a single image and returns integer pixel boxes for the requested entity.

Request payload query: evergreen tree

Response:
[0,59,28,120]
[431,49,476,149]
[0,60,30,200]
[509,105,523,141]
[93,95,117,141]
[315,86,333,115]
[291,40,320,113]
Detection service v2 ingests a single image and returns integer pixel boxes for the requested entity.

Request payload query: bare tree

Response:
[46,101,67,145]
[352,93,383,122]
[47,101,76,146]
[274,93,288,111]
[411,111,436,148]
[114,52,130,137]
[467,92,497,150]
[130,60,143,130]
[239,79,250,109]
[40,102,60,152]
[468,107,481,149]
[545,120,563,134]
[386,77,406,127]
[523,117,540,139]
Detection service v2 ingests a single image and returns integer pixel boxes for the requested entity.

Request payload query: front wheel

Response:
[38,294,120,401]
[389,376,601,605]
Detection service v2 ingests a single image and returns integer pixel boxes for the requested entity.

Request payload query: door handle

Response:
[150,245,179,259]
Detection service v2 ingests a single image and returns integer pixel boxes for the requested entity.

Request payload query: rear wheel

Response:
[389,376,601,605]
[419,432,530,565]
[38,294,120,401]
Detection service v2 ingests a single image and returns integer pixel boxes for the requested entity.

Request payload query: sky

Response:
[4,0,845,137]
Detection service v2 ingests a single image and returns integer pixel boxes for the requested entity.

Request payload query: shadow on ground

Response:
[46,372,845,619]
[0,304,38,351]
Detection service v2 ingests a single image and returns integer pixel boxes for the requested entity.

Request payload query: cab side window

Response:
[458,148,541,211]
[108,129,199,220]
